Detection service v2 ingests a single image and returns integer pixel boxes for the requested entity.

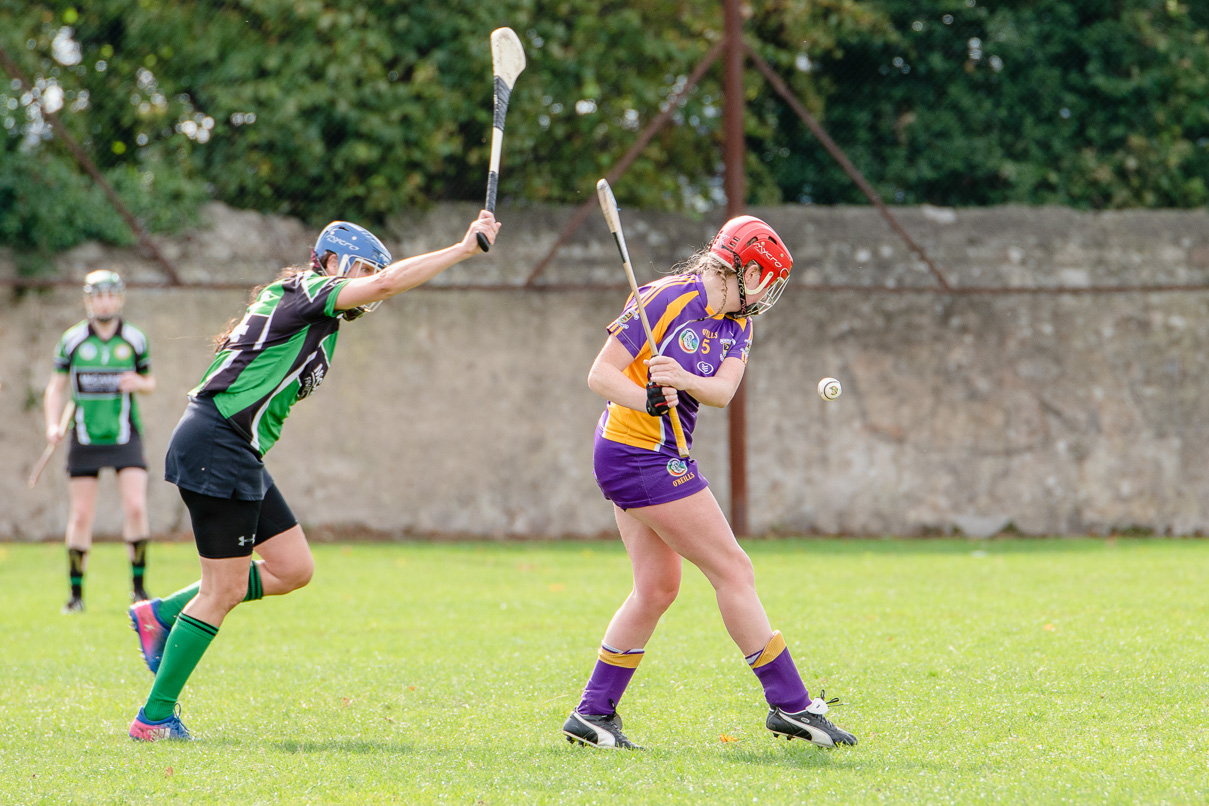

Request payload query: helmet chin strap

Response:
[727,250,775,316]
[728,251,749,316]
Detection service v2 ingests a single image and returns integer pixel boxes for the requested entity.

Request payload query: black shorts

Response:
[179,484,298,560]
[164,397,272,501]
[67,431,148,478]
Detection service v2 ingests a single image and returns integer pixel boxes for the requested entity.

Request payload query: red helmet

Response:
[708,216,793,315]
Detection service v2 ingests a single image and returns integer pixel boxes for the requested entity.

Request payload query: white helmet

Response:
[83,269,125,322]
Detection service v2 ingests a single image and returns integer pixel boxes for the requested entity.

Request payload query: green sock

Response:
[155,563,264,627]
[245,562,264,602]
[143,614,218,722]
[155,582,200,626]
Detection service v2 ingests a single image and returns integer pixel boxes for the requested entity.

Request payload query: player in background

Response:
[43,270,156,613]
[562,217,857,750]
[126,210,500,741]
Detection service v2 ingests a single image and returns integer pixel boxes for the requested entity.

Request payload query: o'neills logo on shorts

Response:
[668,458,696,487]
[672,472,696,487]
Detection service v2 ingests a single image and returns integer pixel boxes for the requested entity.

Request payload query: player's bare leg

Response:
[131,527,314,737]
[601,506,682,650]
[128,525,310,676]
[565,507,680,750]
[62,477,100,613]
[184,555,252,628]
[117,467,151,601]
[251,525,314,595]
[625,488,772,654]
[629,488,856,747]
[130,553,248,740]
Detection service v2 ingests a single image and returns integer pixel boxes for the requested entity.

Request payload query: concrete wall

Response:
[3,202,1207,540]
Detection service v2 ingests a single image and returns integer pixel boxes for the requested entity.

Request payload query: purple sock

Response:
[576,644,644,716]
[747,631,810,713]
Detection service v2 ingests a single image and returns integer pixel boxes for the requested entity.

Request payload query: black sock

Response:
[68,548,86,599]
[130,539,149,592]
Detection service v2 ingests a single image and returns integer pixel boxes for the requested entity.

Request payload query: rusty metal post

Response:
[722,0,749,535]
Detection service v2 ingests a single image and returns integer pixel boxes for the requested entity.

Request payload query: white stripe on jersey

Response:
[200,349,243,391]
[61,321,92,357]
[254,304,277,352]
[248,350,316,454]
[119,322,149,355]
[118,388,131,444]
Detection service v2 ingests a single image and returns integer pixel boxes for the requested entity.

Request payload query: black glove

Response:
[646,381,671,417]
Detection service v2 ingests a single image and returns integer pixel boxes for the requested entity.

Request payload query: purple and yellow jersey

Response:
[599,274,753,454]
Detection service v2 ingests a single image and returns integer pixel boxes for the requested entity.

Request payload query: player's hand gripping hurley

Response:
[476,27,526,253]
[596,178,689,458]
[28,400,75,489]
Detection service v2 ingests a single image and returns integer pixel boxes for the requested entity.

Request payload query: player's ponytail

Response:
[211,266,311,351]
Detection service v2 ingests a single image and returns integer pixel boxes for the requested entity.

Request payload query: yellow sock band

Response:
[598,646,644,669]
[751,630,787,669]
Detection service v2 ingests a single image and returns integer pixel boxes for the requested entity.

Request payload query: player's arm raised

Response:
[334,211,500,312]
[646,353,746,409]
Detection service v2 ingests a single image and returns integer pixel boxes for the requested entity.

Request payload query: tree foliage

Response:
[769,0,1209,208]
[1,0,1207,273]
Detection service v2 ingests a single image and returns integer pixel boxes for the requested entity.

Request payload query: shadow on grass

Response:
[273,738,415,755]
[531,738,852,770]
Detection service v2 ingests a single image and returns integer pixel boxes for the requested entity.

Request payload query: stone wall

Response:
[2,202,1207,540]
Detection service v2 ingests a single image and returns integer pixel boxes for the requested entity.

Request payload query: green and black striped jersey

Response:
[191,272,350,456]
[53,319,151,445]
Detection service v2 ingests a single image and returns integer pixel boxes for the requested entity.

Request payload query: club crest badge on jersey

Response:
[115,344,132,360]
[678,330,700,353]
[666,458,688,478]
[297,365,326,400]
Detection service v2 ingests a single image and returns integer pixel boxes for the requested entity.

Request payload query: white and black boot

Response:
[563,710,642,750]
[767,696,857,747]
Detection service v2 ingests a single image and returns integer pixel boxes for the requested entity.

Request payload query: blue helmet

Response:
[310,221,393,319]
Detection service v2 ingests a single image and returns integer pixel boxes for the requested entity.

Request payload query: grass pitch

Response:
[0,537,1204,805]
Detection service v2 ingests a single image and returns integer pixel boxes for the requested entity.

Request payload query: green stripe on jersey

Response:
[190,273,348,456]
[53,319,151,445]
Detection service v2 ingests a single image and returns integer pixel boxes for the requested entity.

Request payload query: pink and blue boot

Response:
[129,706,191,742]
[128,598,169,674]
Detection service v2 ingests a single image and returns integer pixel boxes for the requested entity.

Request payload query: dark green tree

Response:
[767,0,1209,208]
[3,0,1207,275]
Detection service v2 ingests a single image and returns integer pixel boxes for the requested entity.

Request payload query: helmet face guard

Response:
[708,216,793,316]
[83,269,125,322]
[310,221,393,321]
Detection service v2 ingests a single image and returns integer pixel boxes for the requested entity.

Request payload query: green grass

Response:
[1,538,1205,805]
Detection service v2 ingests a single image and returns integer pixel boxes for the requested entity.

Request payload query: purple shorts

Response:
[593,430,709,510]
